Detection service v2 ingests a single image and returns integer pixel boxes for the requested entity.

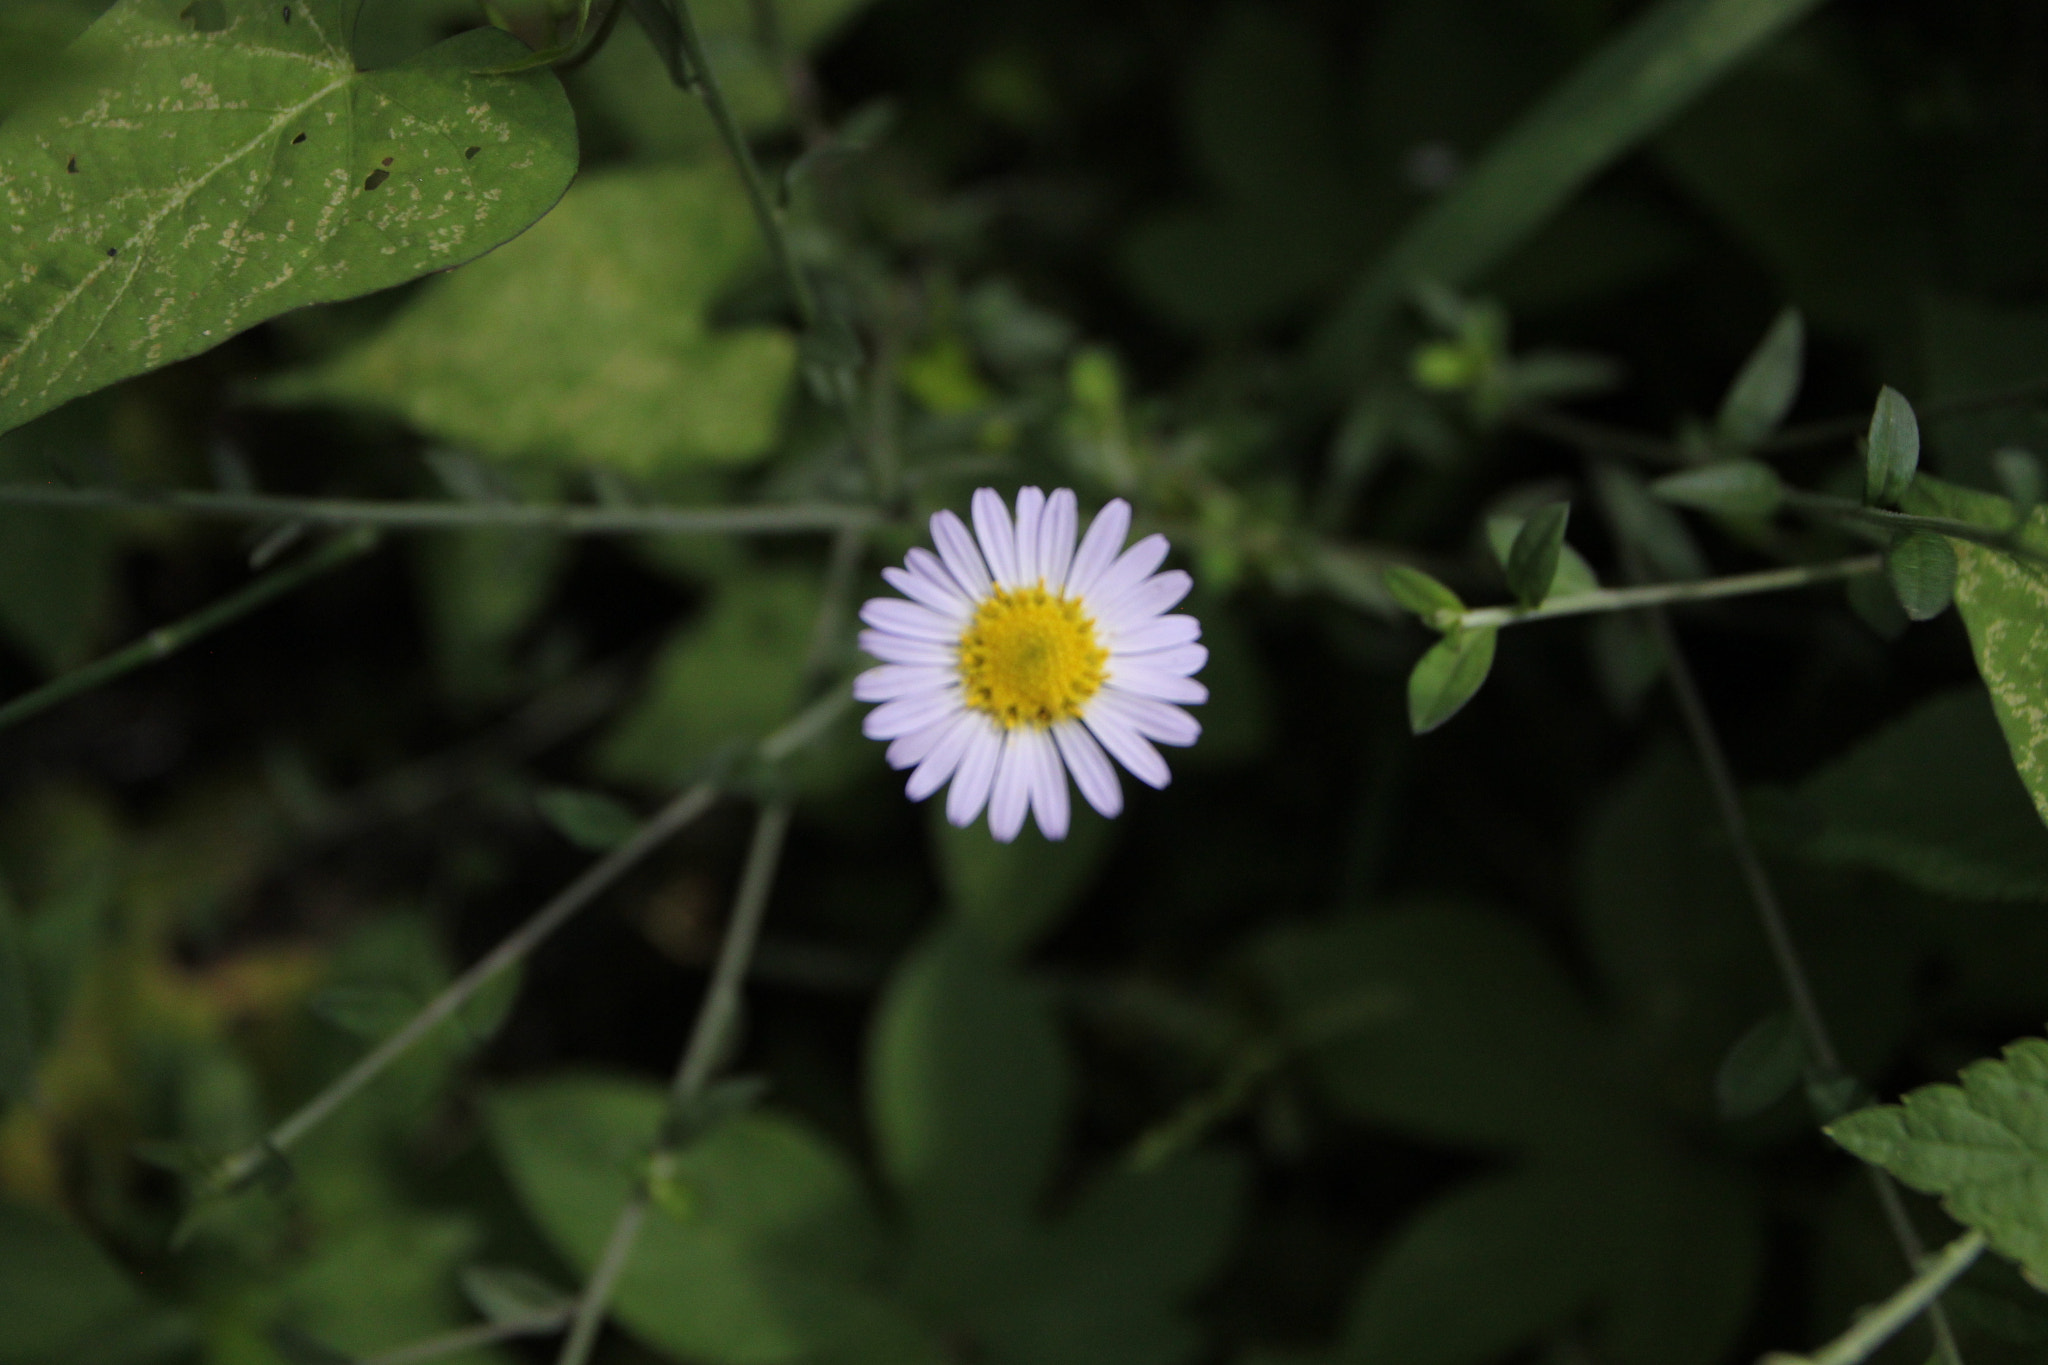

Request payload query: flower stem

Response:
[552,801,794,1365]
[1763,1230,1986,1365]
[0,483,874,536]
[0,527,376,735]
[1455,554,1881,631]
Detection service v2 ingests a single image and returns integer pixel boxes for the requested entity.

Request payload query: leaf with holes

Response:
[0,0,577,436]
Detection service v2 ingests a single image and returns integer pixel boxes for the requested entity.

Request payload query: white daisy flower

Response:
[855,487,1207,842]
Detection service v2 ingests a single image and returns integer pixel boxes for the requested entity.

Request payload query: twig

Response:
[0,527,377,734]
[0,483,874,536]
[1455,555,1882,631]
[552,801,794,1365]
[1762,1231,1986,1365]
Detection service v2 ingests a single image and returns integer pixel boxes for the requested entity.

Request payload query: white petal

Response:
[1039,489,1079,593]
[886,714,958,770]
[860,629,955,667]
[1111,615,1202,654]
[1025,727,1070,840]
[1117,642,1207,677]
[1084,534,1170,612]
[906,711,978,800]
[906,548,974,605]
[860,597,961,643]
[931,510,993,598]
[883,563,972,620]
[1094,687,1202,746]
[1053,720,1122,818]
[854,664,954,702]
[864,688,964,741]
[973,488,1021,588]
[947,723,1003,827]
[1083,704,1171,790]
[987,730,1033,842]
[1013,486,1045,586]
[1107,663,1209,705]
[1066,498,1131,598]
[1096,566,1190,634]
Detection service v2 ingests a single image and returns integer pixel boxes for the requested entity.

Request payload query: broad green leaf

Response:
[1866,385,1921,507]
[0,883,30,1108]
[1505,501,1570,607]
[488,1074,938,1365]
[1316,0,1829,369]
[266,165,797,473]
[930,802,1116,954]
[1487,512,1599,598]
[534,787,639,852]
[1650,460,1784,519]
[1381,564,1464,627]
[599,570,819,785]
[1829,1034,2048,1281]
[1714,1011,1806,1120]
[1715,307,1804,447]
[1903,477,2048,829]
[1407,627,1496,735]
[1885,531,1957,621]
[0,1199,164,1364]
[0,0,578,436]
[0,4,103,123]
[1253,905,1625,1152]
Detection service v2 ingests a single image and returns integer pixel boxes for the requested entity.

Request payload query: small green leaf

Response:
[1714,1012,1806,1120]
[1715,308,1805,448]
[1828,1033,2048,1281]
[1650,461,1784,519]
[535,787,639,852]
[1865,385,1922,507]
[459,1265,573,1326]
[1407,627,1498,735]
[1592,462,1707,582]
[1487,513,1599,599]
[1886,532,1958,621]
[1505,501,1571,607]
[1995,448,2045,520]
[1381,565,1465,630]
[0,1,579,435]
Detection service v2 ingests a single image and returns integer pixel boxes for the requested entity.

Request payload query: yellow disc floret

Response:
[958,584,1107,728]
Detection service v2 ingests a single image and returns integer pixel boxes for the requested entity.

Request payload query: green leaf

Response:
[1996,448,2046,519]
[265,165,797,473]
[1793,688,2048,902]
[1592,462,1707,582]
[1406,627,1497,735]
[1316,0,1829,368]
[1714,1012,1806,1120]
[488,1074,938,1364]
[1828,1033,2048,1281]
[1381,564,1464,628]
[1487,512,1599,598]
[0,1199,162,1364]
[1902,477,2048,830]
[1505,501,1570,607]
[599,571,819,785]
[0,883,30,1109]
[1865,385,1922,507]
[1253,905,1623,1152]
[930,802,1116,954]
[458,1264,573,1326]
[1649,460,1784,519]
[534,787,639,852]
[1715,307,1804,448]
[0,1,578,436]
[1885,531,1957,621]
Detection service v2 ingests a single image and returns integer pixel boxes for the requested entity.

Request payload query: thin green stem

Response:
[1763,1231,1986,1365]
[1784,491,2048,567]
[363,1312,570,1365]
[207,777,723,1195]
[0,483,874,536]
[554,801,794,1365]
[1456,555,1882,631]
[0,528,376,734]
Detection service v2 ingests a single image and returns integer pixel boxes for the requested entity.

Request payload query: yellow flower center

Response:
[958,585,1107,728]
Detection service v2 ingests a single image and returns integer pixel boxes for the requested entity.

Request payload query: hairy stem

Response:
[0,527,376,734]
[1456,555,1882,631]
[1763,1231,1986,1365]
[0,483,874,536]
[553,801,794,1365]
